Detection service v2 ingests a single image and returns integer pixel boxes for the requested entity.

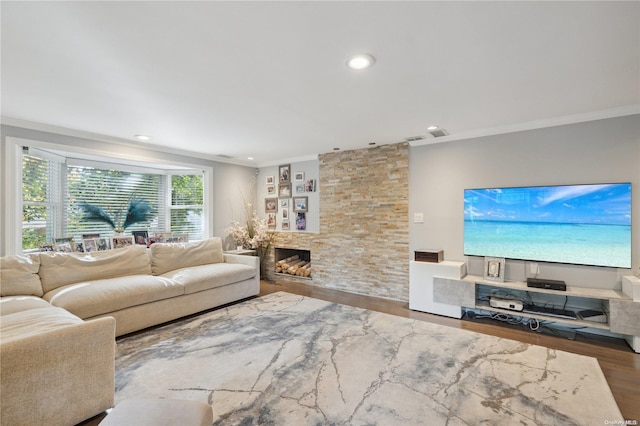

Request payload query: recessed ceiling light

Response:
[346,54,376,70]
[427,125,438,131]
[247,157,254,160]
[134,134,151,141]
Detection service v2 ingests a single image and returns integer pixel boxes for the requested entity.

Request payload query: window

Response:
[65,165,167,238]
[20,147,206,251]
[170,174,204,239]
[21,153,62,250]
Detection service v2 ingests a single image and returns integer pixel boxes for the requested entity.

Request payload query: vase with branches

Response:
[228,205,275,278]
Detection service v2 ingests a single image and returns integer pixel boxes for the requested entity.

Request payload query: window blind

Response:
[65,166,167,239]
[170,174,204,240]
[22,154,61,250]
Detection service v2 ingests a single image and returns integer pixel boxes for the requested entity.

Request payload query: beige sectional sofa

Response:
[0,237,259,426]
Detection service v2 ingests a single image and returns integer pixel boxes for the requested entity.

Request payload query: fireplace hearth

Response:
[274,247,311,278]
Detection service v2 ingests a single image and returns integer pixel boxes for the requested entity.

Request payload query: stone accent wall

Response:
[263,142,410,301]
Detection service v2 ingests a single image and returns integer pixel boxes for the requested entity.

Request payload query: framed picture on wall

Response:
[294,171,304,182]
[282,221,290,231]
[278,183,291,198]
[267,185,275,195]
[279,164,291,184]
[296,184,305,193]
[265,198,278,213]
[293,196,308,212]
[267,213,277,229]
[266,176,274,185]
[305,179,317,192]
[296,212,306,230]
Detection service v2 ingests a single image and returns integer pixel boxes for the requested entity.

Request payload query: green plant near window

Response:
[79,198,154,233]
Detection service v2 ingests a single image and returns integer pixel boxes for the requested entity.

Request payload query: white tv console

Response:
[409,260,640,352]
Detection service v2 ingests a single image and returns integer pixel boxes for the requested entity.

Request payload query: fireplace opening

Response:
[274,247,312,279]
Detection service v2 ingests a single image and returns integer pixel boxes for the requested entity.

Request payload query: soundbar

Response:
[526,277,566,291]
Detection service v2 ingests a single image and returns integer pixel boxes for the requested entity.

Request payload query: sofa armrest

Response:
[223,253,260,270]
[0,316,116,426]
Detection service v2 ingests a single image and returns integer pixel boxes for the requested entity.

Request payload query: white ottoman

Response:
[100,399,213,426]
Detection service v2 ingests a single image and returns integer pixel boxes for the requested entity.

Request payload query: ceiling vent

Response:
[404,135,426,142]
[216,154,234,159]
[429,128,449,138]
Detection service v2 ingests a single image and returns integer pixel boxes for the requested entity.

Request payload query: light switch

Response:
[413,213,424,223]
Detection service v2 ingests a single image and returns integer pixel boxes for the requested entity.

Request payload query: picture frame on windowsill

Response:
[132,231,149,245]
[111,235,135,250]
[484,257,505,282]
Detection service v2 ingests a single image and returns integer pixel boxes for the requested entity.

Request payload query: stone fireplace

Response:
[262,142,409,301]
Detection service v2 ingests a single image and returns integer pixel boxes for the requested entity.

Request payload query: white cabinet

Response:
[409,260,466,318]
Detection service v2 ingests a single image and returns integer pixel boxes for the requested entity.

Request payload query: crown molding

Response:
[0,117,257,168]
[409,105,640,147]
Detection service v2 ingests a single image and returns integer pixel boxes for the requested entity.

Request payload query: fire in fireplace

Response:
[274,247,311,278]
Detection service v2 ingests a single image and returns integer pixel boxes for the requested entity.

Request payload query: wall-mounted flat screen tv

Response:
[464,183,632,268]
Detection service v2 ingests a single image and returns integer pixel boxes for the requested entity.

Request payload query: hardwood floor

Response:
[261,279,640,422]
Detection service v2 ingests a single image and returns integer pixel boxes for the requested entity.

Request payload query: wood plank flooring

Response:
[262,279,640,422]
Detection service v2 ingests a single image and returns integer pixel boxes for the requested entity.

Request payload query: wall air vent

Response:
[429,128,449,138]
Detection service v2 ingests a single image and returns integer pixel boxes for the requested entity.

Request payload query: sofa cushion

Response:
[39,245,151,293]
[0,307,83,344]
[0,254,43,297]
[151,237,224,276]
[43,275,184,319]
[160,262,256,295]
[0,296,51,316]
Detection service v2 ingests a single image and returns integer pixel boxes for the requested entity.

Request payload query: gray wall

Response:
[0,125,257,255]
[409,115,640,290]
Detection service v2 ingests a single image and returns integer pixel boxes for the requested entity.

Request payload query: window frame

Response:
[168,171,206,238]
[3,137,213,255]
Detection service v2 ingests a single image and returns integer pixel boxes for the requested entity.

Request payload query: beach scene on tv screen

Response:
[464,183,632,268]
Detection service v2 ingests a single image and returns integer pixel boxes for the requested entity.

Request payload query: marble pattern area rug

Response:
[115,292,622,425]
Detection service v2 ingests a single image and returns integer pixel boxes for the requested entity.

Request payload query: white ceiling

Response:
[2,1,639,167]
